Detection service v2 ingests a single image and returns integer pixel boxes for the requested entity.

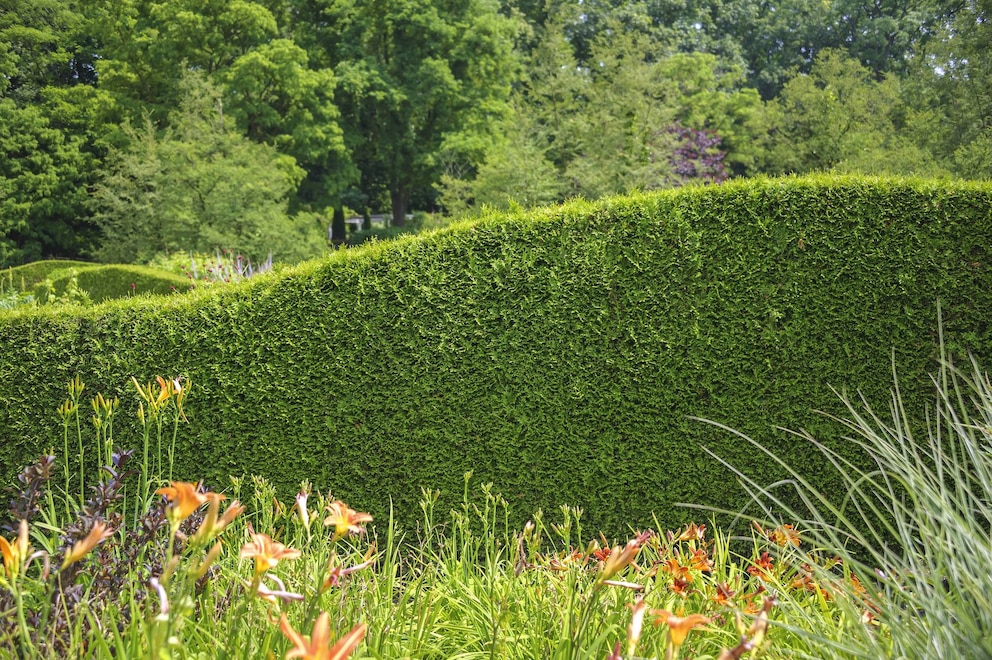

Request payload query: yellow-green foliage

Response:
[2,260,94,290]
[1,176,990,536]
[34,264,193,302]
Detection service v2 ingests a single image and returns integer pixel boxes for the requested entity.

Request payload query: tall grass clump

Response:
[700,339,992,658]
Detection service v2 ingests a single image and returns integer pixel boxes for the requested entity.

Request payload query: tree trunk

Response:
[331,205,346,244]
[390,186,410,227]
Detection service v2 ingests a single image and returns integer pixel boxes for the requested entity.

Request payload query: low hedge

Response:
[1,175,990,536]
[33,264,193,302]
[2,259,95,290]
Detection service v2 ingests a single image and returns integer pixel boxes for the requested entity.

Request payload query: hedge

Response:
[1,175,990,537]
[2,259,94,290]
[33,264,193,302]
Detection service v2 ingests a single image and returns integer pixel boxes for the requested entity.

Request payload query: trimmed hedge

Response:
[33,264,193,302]
[2,259,94,290]
[1,175,991,536]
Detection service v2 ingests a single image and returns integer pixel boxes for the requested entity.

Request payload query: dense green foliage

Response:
[3,260,191,304]
[1,177,990,536]
[3,0,991,267]
[2,260,93,290]
[33,264,191,302]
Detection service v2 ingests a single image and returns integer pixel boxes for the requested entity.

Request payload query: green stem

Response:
[76,412,85,503]
[13,584,34,655]
[62,416,70,501]
[168,414,180,481]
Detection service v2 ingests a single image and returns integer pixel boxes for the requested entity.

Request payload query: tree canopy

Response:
[0,0,987,267]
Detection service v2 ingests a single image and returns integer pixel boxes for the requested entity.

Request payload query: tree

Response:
[292,0,519,225]
[903,0,992,179]
[0,0,104,266]
[85,0,281,120]
[221,39,354,212]
[762,50,943,176]
[0,100,91,266]
[436,107,560,213]
[92,74,325,264]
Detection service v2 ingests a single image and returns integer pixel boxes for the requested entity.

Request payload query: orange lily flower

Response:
[324,501,373,540]
[192,494,244,545]
[689,548,714,573]
[155,376,171,405]
[711,582,736,607]
[241,532,301,576]
[652,608,711,658]
[752,521,801,547]
[661,556,692,582]
[279,612,366,660]
[676,523,706,543]
[669,576,694,596]
[157,481,207,529]
[0,519,29,580]
[747,551,775,579]
[599,530,653,583]
[62,521,113,569]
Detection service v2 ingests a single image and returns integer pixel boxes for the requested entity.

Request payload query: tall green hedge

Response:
[1,175,990,536]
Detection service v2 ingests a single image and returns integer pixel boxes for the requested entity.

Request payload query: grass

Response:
[2,343,991,658]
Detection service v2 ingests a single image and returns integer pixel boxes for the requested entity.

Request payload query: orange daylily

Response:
[670,576,694,596]
[747,551,775,579]
[652,608,712,658]
[711,582,736,607]
[157,481,207,529]
[241,532,301,576]
[0,519,29,580]
[547,548,585,572]
[676,523,706,543]
[192,494,244,545]
[598,530,653,583]
[324,501,373,540]
[279,612,366,660]
[62,521,113,569]
[689,548,714,572]
[661,557,692,582]
[753,521,801,547]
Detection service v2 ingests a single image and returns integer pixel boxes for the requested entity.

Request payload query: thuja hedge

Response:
[1,175,990,536]
[2,259,93,290]
[35,264,193,302]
